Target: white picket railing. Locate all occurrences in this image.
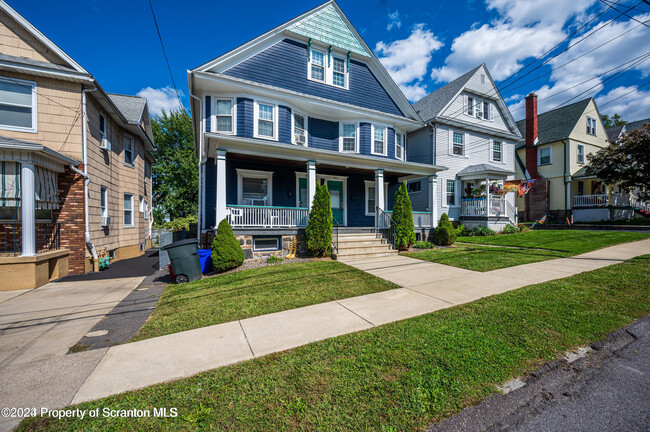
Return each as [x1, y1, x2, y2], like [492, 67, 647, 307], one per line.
[490, 195, 505, 217]
[461, 196, 517, 223]
[227, 206, 309, 228]
[573, 194, 609, 207]
[461, 198, 487, 216]
[385, 211, 433, 228]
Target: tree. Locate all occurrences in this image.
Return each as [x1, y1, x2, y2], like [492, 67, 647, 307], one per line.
[432, 213, 456, 246]
[211, 219, 244, 272]
[151, 108, 198, 224]
[305, 184, 332, 257]
[390, 182, 416, 249]
[587, 123, 650, 200]
[600, 113, 627, 128]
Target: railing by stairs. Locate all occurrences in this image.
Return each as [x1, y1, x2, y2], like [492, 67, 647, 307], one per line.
[374, 207, 396, 249]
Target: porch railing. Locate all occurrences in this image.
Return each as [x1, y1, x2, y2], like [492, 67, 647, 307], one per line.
[461, 197, 517, 223]
[1, 222, 61, 255]
[631, 195, 650, 212]
[573, 194, 609, 207]
[226, 205, 309, 228]
[461, 198, 487, 217]
[385, 210, 433, 228]
[611, 193, 630, 207]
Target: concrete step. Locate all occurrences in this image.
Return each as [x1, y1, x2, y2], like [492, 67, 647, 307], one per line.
[333, 250, 398, 259]
[337, 240, 388, 247]
[336, 244, 395, 254]
[337, 235, 381, 242]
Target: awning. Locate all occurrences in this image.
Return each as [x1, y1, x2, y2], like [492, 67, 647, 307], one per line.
[0, 161, 20, 207]
[0, 162, 60, 209]
[35, 165, 59, 209]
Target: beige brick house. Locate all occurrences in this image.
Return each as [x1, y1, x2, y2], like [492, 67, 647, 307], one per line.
[0, 1, 154, 289]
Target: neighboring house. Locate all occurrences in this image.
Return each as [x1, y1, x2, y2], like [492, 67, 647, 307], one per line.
[515, 95, 633, 222]
[0, 1, 154, 289]
[188, 0, 447, 259]
[411, 64, 521, 231]
[605, 117, 649, 142]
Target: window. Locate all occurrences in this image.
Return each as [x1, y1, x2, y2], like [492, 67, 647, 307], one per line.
[123, 134, 134, 166]
[255, 102, 276, 139]
[492, 141, 502, 162]
[481, 74, 486, 84]
[0, 77, 37, 132]
[293, 112, 307, 146]
[145, 160, 151, 179]
[475, 100, 483, 119]
[99, 113, 107, 140]
[467, 97, 474, 116]
[123, 193, 134, 227]
[446, 179, 455, 206]
[144, 201, 149, 220]
[310, 50, 325, 82]
[237, 169, 273, 206]
[253, 236, 280, 252]
[215, 98, 233, 133]
[340, 123, 357, 152]
[332, 57, 346, 87]
[586, 117, 597, 135]
[538, 146, 552, 165]
[408, 181, 421, 193]
[452, 131, 464, 155]
[395, 132, 405, 160]
[100, 187, 108, 219]
[483, 101, 490, 120]
[372, 125, 387, 155]
[577, 143, 585, 164]
[139, 196, 144, 213]
[577, 181, 584, 196]
[366, 183, 376, 215]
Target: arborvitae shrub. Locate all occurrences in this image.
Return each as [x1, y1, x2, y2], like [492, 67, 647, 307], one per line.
[390, 182, 416, 249]
[305, 184, 333, 257]
[432, 213, 456, 245]
[211, 219, 244, 272]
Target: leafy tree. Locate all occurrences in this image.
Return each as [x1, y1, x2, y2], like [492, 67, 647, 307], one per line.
[432, 213, 456, 246]
[390, 182, 416, 249]
[211, 219, 244, 272]
[587, 123, 650, 200]
[151, 108, 198, 224]
[305, 184, 332, 257]
[600, 113, 627, 128]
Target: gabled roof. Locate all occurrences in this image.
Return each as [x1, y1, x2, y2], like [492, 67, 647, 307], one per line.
[516, 98, 592, 148]
[605, 117, 650, 142]
[457, 163, 515, 178]
[412, 65, 481, 121]
[107, 93, 147, 124]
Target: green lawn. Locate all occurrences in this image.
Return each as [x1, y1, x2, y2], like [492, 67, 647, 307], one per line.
[20, 256, 650, 432]
[133, 261, 398, 341]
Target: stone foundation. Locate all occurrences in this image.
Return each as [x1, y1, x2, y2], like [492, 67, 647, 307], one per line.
[236, 234, 307, 260]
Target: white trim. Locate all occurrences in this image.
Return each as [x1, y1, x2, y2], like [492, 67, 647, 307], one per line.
[123, 193, 134, 228]
[339, 122, 359, 153]
[491, 139, 503, 163]
[291, 110, 308, 146]
[370, 124, 388, 156]
[364, 179, 388, 216]
[394, 130, 405, 161]
[0, 76, 38, 133]
[538, 145, 552, 166]
[236, 168, 274, 206]
[100, 186, 108, 219]
[577, 143, 585, 164]
[253, 100, 279, 140]
[442, 178, 460, 208]
[253, 236, 280, 251]
[586, 116, 597, 136]
[139, 195, 145, 213]
[307, 48, 327, 83]
[123, 133, 134, 166]
[212, 96, 237, 135]
[296, 171, 348, 225]
[451, 130, 464, 157]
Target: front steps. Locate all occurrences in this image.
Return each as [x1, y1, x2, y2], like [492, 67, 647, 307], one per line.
[332, 232, 398, 259]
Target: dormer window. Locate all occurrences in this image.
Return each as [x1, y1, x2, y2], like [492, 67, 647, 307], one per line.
[466, 96, 491, 120]
[467, 97, 474, 116]
[310, 51, 325, 82]
[308, 46, 349, 89]
[332, 57, 346, 87]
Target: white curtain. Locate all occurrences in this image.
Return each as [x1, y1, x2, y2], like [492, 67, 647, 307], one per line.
[0, 161, 20, 207]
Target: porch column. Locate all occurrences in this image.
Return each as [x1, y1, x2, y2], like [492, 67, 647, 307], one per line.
[429, 175, 438, 228]
[375, 169, 384, 227]
[21, 162, 36, 257]
[215, 149, 227, 225]
[485, 176, 490, 216]
[307, 161, 316, 211]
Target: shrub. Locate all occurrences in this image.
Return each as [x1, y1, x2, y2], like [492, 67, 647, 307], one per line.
[455, 224, 470, 237]
[518, 224, 530, 232]
[211, 219, 244, 272]
[471, 226, 497, 237]
[502, 224, 518, 234]
[414, 240, 435, 249]
[266, 256, 283, 263]
[433, 213, 456, 245]
[157, 215, 198, 231]
[390, 182, 416, 249]
[305, 184, 333, 257]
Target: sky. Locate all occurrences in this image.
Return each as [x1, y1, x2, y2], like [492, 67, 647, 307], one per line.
[13, 0, 650, 122]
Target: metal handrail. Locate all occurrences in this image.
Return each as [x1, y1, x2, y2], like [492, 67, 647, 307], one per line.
[374, 206, 397, 249]
[332, 218, 339, 254]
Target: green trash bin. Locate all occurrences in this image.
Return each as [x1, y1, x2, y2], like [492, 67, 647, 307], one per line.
[162, 239, 202, 284]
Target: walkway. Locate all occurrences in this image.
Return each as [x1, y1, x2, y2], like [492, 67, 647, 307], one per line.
[1, 240, 649, 431]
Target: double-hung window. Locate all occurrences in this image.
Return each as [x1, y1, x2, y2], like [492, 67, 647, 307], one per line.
[215, 98, 233, 133]
[586, 117, 597, 135]
[372, 125, 387, 155]
[395, 132, 405, 160]
[139, 196, 144, 213]
[310, 51, 325, 82]
[467, 97, 474, 116]
[492, 141, 502, 162]
[123, 193, 134, 227]
[577, 143, 585, 164]
[538, 146, 552, 165]
[255, 102, 276, 139]
[100, 187, 108, 220]
[293, 112, 307, 146]
[332, 57, 346, 87]
[483, 101, 490, 120]
[0, 77, 37, 132]
[452, 131, 464, 155]
[123, 134, 134, 166]
[446, 180, 456, 206]
[238, 169, 273, 206]
[341, 123, 357, 152]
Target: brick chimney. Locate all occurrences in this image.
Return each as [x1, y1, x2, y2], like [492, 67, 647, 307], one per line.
[525, 93, 538, 179]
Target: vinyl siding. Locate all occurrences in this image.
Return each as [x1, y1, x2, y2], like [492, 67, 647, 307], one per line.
[236, 97, 253, 137]
[308, 117, 338, 151]
[406, 126, 432, 165]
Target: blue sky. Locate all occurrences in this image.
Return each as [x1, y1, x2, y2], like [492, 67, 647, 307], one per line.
[14, 0, 650, 121]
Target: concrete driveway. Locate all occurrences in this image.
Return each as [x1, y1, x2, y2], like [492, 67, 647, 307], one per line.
[0, 250, 159, 369]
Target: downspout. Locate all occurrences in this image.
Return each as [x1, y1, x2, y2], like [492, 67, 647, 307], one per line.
[189, 91, 205, 244]
[81, 88, 98, 269]
[562, 139, 569, 218]
[427, 122, 436, 166]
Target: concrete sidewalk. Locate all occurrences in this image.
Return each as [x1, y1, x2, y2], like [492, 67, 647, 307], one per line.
[1, 239, 649, 431]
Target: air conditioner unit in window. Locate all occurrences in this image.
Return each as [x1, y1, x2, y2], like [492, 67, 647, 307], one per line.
[295, 133, 306, 146]
[100, 138, 109, 150]
[101, 216, 110, 227]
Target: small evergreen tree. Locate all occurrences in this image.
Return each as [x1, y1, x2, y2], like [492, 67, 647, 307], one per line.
[432, 213, 456, 245]
[305, 184, 333, 257]
[390, 182, 416, 249]
[211, 219, 244, 272]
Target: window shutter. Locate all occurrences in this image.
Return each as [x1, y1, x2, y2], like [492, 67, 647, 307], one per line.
[448, 129, 453, 155]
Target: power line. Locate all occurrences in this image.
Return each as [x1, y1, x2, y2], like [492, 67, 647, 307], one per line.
[599, 0, 650, 27]
[147, 0, 183, 111]
[598, 79, 650, 107]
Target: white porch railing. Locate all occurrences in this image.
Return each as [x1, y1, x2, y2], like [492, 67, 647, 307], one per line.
[461, 198, 487, 217]
[611, 193, 630, 207]
[573, 194, 609, 207]
[461, 196, 517, 223]
[385, 211, 433, 228]
[227, 206, 308, 228]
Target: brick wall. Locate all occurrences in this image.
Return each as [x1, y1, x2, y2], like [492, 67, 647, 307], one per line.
[524, 177, 550, 222]
[55, 165, 86, 274]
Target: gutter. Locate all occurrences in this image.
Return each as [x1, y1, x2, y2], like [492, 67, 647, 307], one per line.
[81, 88, 99, 270]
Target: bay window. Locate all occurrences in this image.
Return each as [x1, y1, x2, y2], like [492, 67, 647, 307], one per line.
[395, 132, 405, 160]
[254, 102, 277, 139]
[340, 123, 357, 152]
[372, 125, 387, 156]
[293, 111, 307, 146]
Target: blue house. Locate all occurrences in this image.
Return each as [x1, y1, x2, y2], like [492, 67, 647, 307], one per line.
[188, 1, 446, 259]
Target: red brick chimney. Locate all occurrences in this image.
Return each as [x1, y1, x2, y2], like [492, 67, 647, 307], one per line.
[525, 93, 538, 179]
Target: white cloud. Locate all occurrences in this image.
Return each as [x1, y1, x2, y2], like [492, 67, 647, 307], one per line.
[136, 86, 183, 116]
[595, 85, 650, 120]
[387, 10, 401, 31]
[375, 24, 443, 101]
[486, 0, 597, 27]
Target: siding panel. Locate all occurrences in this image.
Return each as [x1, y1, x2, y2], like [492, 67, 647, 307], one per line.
[236, 97, 253, 138]
[308, 117, 338, 151]
[278, 105, 292, 144]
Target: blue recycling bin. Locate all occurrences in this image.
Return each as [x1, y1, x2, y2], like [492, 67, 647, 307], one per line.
[198, 249, 212, 274]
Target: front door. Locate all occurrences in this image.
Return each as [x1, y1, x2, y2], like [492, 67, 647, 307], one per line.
[298, 178, 308, 208]
[327, 180, 344, 226]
